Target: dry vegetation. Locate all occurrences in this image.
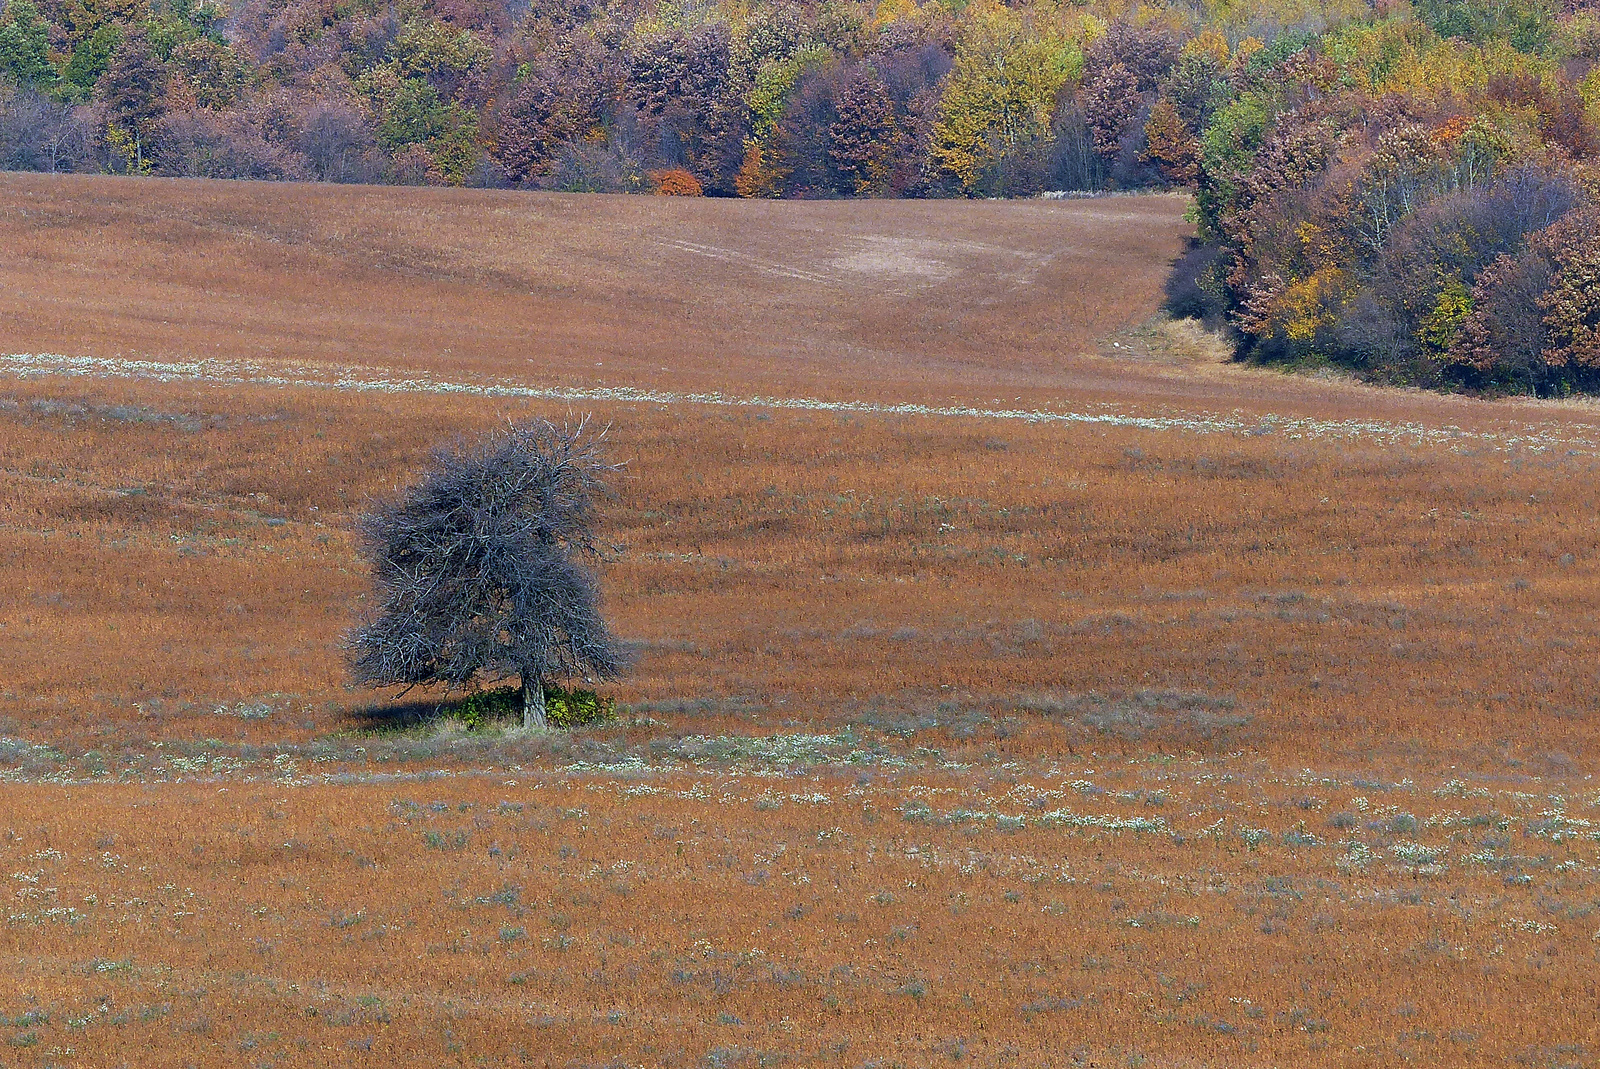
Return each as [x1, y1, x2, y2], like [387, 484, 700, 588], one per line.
[0, 173, 1192, 405]
[1, 174, 1598, 1067]
[2, 770, 1597, 1068]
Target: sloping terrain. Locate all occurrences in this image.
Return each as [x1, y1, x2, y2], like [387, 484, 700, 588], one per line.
[1, 175, 1191, 403]
[0, 176, 1596, 1067]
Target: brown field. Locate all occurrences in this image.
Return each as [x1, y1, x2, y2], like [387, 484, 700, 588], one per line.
[1, 173, 1598, 1067]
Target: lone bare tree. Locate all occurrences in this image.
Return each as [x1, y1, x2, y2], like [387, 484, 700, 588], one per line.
[347, 418, 627, 729]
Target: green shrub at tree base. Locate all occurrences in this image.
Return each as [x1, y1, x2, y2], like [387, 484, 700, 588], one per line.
[543, 684, 618, 729]
[443, 684, 616, 732]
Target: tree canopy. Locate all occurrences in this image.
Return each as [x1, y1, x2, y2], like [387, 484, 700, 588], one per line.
[346, 419, 627, 730]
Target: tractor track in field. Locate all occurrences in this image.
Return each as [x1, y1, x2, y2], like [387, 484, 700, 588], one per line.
[4, 351, 1600, 457]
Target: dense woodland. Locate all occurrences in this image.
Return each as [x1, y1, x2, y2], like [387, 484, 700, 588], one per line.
[2, 0, 1599, 390]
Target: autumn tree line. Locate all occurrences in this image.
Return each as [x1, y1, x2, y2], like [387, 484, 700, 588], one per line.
[2, 0, 1599, 391]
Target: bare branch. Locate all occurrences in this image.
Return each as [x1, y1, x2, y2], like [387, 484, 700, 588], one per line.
[345, 418, 629, 700]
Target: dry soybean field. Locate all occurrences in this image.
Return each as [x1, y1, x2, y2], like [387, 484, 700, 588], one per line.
[0, 173, 1598, 1068]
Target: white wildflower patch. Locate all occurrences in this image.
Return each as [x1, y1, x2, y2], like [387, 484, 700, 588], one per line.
[218, 701, 275, 721]
[1463, 849, 1521, 868]
[1123, 913, 1200, 929]
[1293, 770, 1342, 789]
[9, 905, 82, 924]
[1389, 841, 1442, 866]
[7, 351, 1600, 455]
[1434, 779, 1491, 800]
[6, 866, 80, 925]
[662, 733, 858, 768]
[1034, 809, 1170, 835]
[1237, 826, 1273, 848]
[1336, 841, 1376, 873]
[1528, 810, 1593, 843]
[563, 755, 650, 774]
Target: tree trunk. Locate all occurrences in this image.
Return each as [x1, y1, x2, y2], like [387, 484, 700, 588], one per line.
[523, 677, 548, 731]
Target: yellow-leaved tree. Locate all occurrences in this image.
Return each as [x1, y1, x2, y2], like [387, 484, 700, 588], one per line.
[736, 46, 828, 197]
[930, 1, 1082, 194]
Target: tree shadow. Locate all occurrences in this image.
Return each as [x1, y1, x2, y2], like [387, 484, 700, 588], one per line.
[344, 687, 528, 734]
[344, 695, 450, 734]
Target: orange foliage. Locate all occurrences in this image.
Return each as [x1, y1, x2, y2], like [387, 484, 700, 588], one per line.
[1143, 98, 1200, 183]
[650, 167, 704, 196]
[735, 140, 785, 198]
